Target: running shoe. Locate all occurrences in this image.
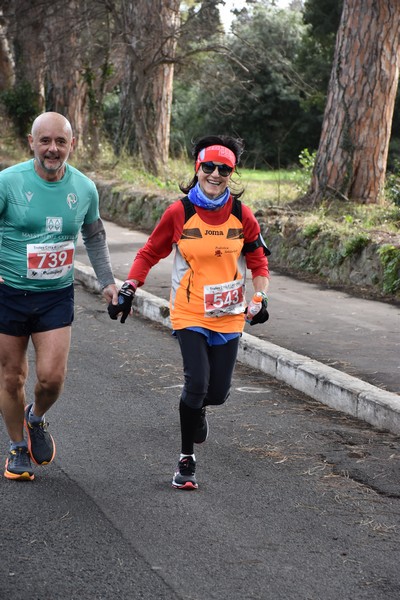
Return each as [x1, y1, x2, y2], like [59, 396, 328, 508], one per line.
[194, 407, 209, 444]
[172, 456, 198, 490]
[24, 404, 56, 465]
[4, 447, 34, 481]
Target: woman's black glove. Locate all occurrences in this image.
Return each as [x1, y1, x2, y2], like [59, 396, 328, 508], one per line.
[249, 294, 269, 326]
[108, 281, 137, 323]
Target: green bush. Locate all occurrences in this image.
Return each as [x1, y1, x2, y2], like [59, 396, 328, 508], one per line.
[302, 221, 321, 238]
[0, 82, 40, 137]
[378, 244, 400, 294]
[296, 148, 317, 195]
[341, 234, 370, 258]
[385, 159, 400, 207]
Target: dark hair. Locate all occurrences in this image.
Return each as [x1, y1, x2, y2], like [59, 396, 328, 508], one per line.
[179, 135, 245, 197]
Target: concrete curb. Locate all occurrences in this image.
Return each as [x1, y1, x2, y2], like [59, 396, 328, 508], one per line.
[75, 262, 400, 435]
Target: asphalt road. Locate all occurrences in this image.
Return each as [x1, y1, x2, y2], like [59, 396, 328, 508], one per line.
[1, 284, 400, 600]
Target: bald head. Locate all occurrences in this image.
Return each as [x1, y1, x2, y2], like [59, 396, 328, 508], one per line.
[28, 112, 75, 182]
[31, 112, 73, 139]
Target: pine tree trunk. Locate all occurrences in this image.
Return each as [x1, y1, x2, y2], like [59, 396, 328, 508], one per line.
[43, 1, 87, 151]
[1, 0, 46, 109]
[0, 11, 15, 90]
[310, 0, 400, 204]
[115, 0, 180, 176]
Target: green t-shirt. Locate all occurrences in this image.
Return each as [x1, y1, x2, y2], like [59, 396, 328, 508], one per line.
[0, 159, 100, 291]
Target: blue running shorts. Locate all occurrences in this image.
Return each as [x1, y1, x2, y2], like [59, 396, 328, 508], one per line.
[0, 283, 74, 336]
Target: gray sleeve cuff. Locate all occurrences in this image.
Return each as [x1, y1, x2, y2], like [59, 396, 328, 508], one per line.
[81, 219, 115, 288]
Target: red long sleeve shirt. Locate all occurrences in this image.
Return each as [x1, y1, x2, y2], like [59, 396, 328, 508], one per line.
[127, 196, 269, 285]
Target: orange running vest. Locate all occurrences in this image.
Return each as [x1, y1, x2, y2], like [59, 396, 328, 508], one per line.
[170, 199, 247, 333]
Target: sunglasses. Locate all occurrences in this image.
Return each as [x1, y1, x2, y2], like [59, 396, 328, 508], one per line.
[200, 162, 233, 177]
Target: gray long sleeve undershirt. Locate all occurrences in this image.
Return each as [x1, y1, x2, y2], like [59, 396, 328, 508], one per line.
[80, 218, 115, 289]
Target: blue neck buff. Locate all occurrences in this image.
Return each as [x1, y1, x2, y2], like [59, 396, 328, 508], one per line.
[187, 182, 230, 210]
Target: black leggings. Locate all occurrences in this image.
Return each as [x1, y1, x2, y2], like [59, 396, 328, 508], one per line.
[176, 329, 240, 410]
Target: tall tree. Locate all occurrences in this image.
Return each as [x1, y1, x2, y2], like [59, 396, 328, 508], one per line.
[43, 1, 88, 151]
[106, 0, 180, 175]
[0, 0, 116, 152]
[297, 0, 342, 113]
[0, 1, 47, 138]
[173, 2, 312, 168]
[310, 0, 400, 204]
[0, 0, 46, 113]
[0, 7, 14, 90]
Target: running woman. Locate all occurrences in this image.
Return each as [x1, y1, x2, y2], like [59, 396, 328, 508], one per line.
[108, 135, 270, 489]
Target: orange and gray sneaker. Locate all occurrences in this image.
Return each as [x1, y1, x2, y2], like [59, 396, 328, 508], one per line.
[172, 456, 198, 490]
[24, 404, 56, 465]
[4, 446, 34, 481]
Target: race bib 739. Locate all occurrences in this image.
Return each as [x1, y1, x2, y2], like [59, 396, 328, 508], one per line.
[26, 241, 75, 279]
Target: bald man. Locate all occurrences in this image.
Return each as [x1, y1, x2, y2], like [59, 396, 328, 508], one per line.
[0, 112, 118, 480]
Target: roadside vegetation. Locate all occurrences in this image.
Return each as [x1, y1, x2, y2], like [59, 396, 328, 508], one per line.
[1, 125, 398, 244]
[1, 2, 399, 300]
[81, 142, 400, 300]
[88, 141, 400, 236]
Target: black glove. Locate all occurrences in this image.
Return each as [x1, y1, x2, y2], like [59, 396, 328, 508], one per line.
[108, 281, 137, 323]
[249, 294, 269, 326]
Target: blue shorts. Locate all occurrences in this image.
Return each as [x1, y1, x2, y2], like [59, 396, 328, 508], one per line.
[0, 284, 74, 336]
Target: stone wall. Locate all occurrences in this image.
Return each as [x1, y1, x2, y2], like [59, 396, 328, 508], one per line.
[95, 179, 400, 303]
[257, 210, 391, 296]
[94, 178, 173, 231]
[0, 160, 397, 303]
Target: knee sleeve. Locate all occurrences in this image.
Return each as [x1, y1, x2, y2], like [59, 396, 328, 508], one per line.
[204, 391, 230, 407]
[180, 390, 205, 410]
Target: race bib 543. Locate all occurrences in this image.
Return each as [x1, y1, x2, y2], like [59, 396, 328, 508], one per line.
[204, 278, 245, 317]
